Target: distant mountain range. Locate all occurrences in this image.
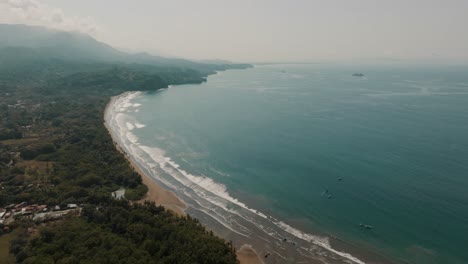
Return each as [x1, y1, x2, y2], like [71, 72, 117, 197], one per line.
[0, 24, 251, 72]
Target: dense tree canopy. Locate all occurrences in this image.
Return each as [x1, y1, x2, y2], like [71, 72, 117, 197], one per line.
[0, 50, 247, 263]
[17, 202, 238, 264]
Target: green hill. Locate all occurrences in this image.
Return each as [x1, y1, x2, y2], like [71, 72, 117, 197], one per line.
[0, 24, 251, 72]
[0, 23, 247, 264]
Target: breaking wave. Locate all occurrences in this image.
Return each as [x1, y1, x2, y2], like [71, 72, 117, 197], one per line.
[105, 91, 367, 264]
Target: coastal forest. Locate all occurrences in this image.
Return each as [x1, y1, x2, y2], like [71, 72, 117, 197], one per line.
[0, 24, 249, 263]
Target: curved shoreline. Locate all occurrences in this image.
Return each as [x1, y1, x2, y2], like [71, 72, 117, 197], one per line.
[103, 85, 396, 264]
[104, 92, 187, 215]
[104, 92, 374, 264]
[104, 92, 263, 264]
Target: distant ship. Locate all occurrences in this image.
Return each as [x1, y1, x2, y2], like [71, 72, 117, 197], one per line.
[359, 223, 373, 229]
[352, 73, 365, 77]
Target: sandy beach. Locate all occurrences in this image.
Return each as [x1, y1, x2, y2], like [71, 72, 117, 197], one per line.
[137, 155, 264, 264]
[236, 245, 264, 264]
[104, 94, 262, 264]
[104, 94, 187, 215]
[135, 163, 187, 216]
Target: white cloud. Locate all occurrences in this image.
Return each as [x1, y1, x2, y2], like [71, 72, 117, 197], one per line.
[0, 0, 98, 34]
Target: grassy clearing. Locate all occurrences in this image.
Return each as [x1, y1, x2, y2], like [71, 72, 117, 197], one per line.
[16, 160, 53, 172]
[0, 230, 18, 264]
[0, 138, 39, 146]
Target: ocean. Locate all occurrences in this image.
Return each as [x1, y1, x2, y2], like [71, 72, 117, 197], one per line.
[106, 63, 468, 264]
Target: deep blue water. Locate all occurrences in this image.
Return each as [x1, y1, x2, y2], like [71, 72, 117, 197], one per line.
[111, 64, 468, 263]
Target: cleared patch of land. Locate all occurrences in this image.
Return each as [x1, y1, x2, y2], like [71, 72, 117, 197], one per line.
[0, 138, 39, 146]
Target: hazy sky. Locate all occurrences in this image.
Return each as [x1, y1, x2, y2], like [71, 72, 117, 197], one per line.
[1, 0, 468, 62]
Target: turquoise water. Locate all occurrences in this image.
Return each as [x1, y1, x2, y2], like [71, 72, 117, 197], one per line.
[109, 64, 468, 263]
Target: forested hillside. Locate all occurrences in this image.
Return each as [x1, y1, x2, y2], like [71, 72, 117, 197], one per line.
[0, 24, 251, 73]
[0, 24, 249, 263]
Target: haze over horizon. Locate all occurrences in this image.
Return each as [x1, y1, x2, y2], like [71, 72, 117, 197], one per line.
[1, 0, 468, 63]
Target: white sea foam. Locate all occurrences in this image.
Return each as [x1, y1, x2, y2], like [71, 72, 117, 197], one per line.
[126, 132, 139, 144]
[129, 147, 252, 238]
[366, 92, 468, 97]
[115, 92, 142, 110]
[136, 145, 366, 263]
[126, 122, 135, 130]
[135, 122, 146, 128]
[130, 140, 366, 263]
[136, 146, 279, 229]
[275, 221, 366, 264]
[110, 92, 267, 232]
[165, 156, 269, 219]
[106, 91, 367, 264]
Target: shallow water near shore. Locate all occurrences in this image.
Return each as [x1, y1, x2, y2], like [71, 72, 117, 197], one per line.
[106, 64, 468, 264]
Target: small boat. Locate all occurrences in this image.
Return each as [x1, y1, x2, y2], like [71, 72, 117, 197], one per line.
[359, 223, 373, 229]
[352, 73, 365, 77]
[337, 178, 343, 181]
[321, 189, 329, 196]
[327, 195, 333, 199]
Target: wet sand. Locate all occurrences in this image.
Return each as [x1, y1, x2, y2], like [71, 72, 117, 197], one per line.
[237, 245, 264, 264]
[104, 94, 187, 216]
[134, 157, 187, 216]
